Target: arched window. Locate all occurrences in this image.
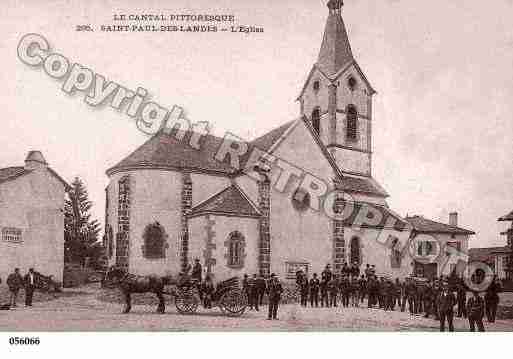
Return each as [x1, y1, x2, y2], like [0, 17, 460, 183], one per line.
[346, 105, 358, 141]
[226, 231, 246, 268]
[350, 236, 361, 266]
[142, 222, 167, 259]
[390, 236, 402, 268]
[311, 108, 320, 136]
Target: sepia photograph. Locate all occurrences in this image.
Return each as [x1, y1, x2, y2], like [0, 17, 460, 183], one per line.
[1, 0, 512, 349]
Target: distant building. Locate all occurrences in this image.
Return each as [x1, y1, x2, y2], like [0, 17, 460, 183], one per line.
[406, 213, 475, 279]
[469, 246, 511, 280]
[0, 151, 68, 282]
[497, 209, 513, 280]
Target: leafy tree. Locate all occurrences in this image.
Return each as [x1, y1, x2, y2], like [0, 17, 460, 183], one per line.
[64, 177, 102, 266]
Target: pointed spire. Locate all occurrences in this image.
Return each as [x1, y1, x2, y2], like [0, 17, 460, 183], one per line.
[317, 0, 354, 77]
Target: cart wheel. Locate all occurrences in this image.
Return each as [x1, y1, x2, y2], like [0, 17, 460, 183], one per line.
[219, 289, 248, 317]
[175, 289, 199, 314]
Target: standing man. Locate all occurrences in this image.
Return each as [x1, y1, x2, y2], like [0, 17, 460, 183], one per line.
[484, 276, 501, 323]
[364, 264, 371, 278]
[437, 282, 457, 332]
[321, 264, 333, 283]
[350, 262, 360, 279]
[377, 277, 386, 309]
[267, 273, 283, 320]
[299, 274, 309, 307]
[256, 274, 267, 307]
[358, 275, 367, 304]
[24, 268, 36, 307]
[328, 275, 338, 307]
[405, 278, 417, 315]
[456, 280, 467, 318]
[7, 268, 23, 307]
[191, 258, 202, 283]
[250, 274, 260, 311]
[320, 275, 329, 307]
[467, 290, 485, 332]
[309, 273, 320, 307]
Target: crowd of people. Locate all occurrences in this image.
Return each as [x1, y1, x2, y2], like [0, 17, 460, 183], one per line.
[0, 267, 38, 309]
[3, 259, 504, 331]
[295, 262, 503, 332]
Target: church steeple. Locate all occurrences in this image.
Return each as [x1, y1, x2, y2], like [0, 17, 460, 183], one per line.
[298, 1, 375, 178]
[317, 0, 354, 77]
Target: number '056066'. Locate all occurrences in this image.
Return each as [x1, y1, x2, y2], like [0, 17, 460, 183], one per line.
[9, 337, 40, 345]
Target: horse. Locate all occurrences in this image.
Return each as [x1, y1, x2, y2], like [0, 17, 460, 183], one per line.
[103, 267, 176, 314]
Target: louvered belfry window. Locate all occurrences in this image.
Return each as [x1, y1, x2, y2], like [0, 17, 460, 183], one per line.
[346, 105, 358, 141]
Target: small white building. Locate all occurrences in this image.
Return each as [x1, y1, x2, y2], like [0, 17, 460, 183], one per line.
[0, 151, 68, 282]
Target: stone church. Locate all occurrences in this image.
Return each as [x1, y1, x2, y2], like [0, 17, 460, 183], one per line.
[103, 1, 474, 281]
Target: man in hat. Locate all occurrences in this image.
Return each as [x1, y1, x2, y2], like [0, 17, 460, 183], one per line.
[309, 273, 320, 307]
[321, 264, 333, 283]
[24, 268, 36, 307]
[256, 274, 267, 307]
[191, 258, 202, 282]
[467, 290, 485, 332]
[299, 272, 309, 307]
[437, 281, 457, 332]
[484, 276, 501, 323]
[250, 274, 260, 311]
[7, 268, 24, 307]
[267, 273, 283, 320]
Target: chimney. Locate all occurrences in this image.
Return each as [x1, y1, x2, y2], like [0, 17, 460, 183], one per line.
[449, 212, 458, 227]
[25, 151, 48, 170]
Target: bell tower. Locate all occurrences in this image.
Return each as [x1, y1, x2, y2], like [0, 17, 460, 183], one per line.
[298, 0, 376, 177]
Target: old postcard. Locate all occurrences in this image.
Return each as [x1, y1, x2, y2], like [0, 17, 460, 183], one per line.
[1, 0, 512, 343]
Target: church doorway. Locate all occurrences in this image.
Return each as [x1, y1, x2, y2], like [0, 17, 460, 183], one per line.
[350, 236, 361, 266]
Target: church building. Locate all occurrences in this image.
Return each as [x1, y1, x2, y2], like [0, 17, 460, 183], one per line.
[103, 1, 474, 281]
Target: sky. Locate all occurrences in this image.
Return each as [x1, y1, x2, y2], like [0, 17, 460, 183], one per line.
[1, 0, 512, 248]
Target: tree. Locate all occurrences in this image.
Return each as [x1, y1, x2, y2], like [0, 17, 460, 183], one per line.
[64, 177, 102, 266]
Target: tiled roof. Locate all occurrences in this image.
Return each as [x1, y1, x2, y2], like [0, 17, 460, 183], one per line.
[0, 166, 31, 184]
[406, 215, 475, 235]
[499, 210, 513, 221]
[341, 201, 409, 231]
[469, 246, 511, 263]
[250, 120, 296, 153]
[107, 131, 239, 176]
[339, 176, 388, 197]
[189, 185, 260, 218]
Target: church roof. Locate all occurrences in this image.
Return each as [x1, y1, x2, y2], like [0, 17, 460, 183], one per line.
[107, 131, 240, 176]
[107, 119, 388, 197]
[339, 175, 388, 197]
[405, 215, 475, 235]
[342, 201, 409, 231]
[189, 184, 261, 218]
[499, 210, 513, 221]
[250, 120, 296, 153]
[317, 7, 354, 77]
[0, 166, 30, 184]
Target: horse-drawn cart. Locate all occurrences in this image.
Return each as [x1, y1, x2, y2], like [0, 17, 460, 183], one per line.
[175, 277, 248, 317]
[104, 268, 248, 316]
